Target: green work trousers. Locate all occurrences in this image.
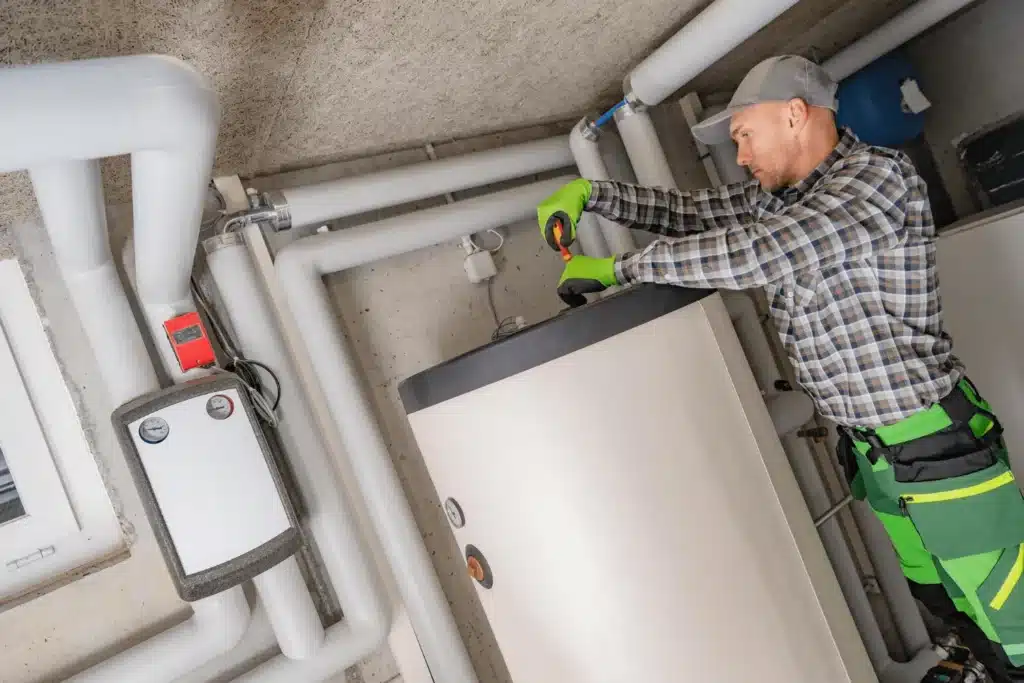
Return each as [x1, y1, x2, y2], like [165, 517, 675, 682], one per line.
[850, 380, 1024, 676]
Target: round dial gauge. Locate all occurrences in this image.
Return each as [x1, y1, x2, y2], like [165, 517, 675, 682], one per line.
[206, 394, 234, 420]
[139, 416, 169, 444]
[444, 497, 466, 529]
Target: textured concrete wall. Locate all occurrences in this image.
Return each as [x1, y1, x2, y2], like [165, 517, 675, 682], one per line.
[906, 0, 1024, 219]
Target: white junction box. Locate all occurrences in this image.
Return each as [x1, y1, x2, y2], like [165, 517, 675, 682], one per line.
[112, 374, 299, 601]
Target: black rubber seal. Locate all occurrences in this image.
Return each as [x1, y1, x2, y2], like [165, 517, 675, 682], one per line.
[399, 284, 714, 413]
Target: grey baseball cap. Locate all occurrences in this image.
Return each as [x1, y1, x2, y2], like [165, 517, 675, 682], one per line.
[691, 55, 838, 146]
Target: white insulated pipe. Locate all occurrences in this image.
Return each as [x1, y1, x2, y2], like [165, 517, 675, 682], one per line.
[251, 561, 325, 660]
[10, 56, 257, 681]
[766, 391, 815, 437]
[281, 136, 574, 228]
[824, 0, 977, 81]
[613, 106, 677, 189]
[274, 177, 573, 683]
[278, 177, 573, 274]
[0, 56, 217, 172]
[28, 160, 157, 406]
[569, 120, 635, 254]
[782, 434, 892, 673]
[626, 0, 801, 106]
[205, 236, 392, 680]
[2, 55, 217, 384]
[851, 501, 933, 656]
[721, 293, 781, 392]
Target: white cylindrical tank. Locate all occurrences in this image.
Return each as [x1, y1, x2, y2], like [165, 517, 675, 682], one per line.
[399, 286, 875, 683]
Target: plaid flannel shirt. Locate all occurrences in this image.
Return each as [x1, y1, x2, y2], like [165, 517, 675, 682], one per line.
[588, 129, 963, 428]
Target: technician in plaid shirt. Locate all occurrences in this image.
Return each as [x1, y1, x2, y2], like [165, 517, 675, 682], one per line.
[538, 56, 1024, 681]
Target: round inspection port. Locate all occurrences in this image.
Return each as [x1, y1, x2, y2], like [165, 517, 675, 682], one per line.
[465, 544, 493, 589]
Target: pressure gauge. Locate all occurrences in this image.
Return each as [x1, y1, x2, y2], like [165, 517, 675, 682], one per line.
[444, 497, 466, 529]
[206, 394, 234, 420]
[138, 416, 170, 444]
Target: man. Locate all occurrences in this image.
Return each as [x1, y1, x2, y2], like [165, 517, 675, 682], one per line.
[536, 55, 1024, 681]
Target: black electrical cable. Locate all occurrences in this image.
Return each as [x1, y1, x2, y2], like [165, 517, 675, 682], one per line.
[190, 276, 282, 422]
[491, 316, 521, 341]
[231, 357, 282, 412]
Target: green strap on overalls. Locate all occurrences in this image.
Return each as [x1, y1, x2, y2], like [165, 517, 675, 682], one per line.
[849, 380, 1024, 664]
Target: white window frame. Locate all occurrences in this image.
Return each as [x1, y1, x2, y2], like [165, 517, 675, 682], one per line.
[0, 259, 124, 604]
[0, 319, 79, 553]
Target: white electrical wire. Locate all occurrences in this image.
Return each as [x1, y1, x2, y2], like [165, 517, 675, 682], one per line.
[468, 229, 504, 254]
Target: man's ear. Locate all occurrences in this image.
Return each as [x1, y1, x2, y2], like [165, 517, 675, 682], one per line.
[787, 98, 810, 130]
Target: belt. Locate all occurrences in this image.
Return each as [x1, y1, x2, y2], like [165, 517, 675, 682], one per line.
[840, 378, 1004, 483]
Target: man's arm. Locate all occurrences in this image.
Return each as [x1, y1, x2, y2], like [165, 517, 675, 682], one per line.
[614, 155, 910, 289]
[586, 179, 760, 237]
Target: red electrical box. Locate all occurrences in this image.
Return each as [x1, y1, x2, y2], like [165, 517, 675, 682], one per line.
[163, 312, 216, 372]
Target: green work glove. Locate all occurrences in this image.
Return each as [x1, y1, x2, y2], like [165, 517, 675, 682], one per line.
[557, 255, 618, 307]
[537, 179, 593, 251]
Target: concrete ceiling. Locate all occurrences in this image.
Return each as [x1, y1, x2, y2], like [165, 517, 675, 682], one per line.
[0, 0, 927, 216]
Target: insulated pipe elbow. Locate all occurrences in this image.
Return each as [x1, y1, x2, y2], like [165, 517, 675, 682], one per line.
[0, 56, 218, 171]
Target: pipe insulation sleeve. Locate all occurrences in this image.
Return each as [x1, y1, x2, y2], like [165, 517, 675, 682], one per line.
[274, 179, 579, 683]
[613, 106, 676, 189]
[206, 239, 393, 681]
[851, 501, 932, 656]
[824, 0, 978, 81]
[15, 55, 252, 683]
[627, 0, 800, 106]
[280, 136, 573, 228]
[782, 435, 891, 673]
[251, 559, 326, 660]
[29, 160, 159, 407]
[569, 120, 634, 254]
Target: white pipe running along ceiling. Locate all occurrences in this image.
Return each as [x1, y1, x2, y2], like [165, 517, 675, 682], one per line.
[823, 0, 978, 81]
[1, 55, 254, 681]
[626, 0, 801, 107]
[280, 136, 573, 229]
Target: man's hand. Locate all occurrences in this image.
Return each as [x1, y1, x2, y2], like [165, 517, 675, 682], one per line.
[557, 255, 618, 307]
[537, 179, 592, 251]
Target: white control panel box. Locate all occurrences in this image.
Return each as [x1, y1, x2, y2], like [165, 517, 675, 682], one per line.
[113, 374, 299, 601]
